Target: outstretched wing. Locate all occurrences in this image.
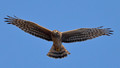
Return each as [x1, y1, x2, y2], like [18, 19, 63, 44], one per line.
[4, 16, 52, 41]
[62, 26, 113, 43]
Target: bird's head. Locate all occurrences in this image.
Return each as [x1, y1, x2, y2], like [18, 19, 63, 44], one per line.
[52, 30, 61, 37]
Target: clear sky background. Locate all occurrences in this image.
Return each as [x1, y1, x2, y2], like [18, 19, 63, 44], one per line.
[0, 0, 120, 68]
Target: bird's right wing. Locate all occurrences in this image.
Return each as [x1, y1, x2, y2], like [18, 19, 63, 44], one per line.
[4, 16, 52, 41]
[62, 26, 113, 43]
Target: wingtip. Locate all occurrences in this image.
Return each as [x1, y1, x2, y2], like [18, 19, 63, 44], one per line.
[97, 26, 104, 29]
[7, 23, 12, 24]
[104, 28, 114, 36]
[4, 15, 15, 24]
[6, 15, 11, 18]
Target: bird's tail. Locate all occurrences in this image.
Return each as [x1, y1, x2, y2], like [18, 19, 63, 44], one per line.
[47, 45, 70, 59]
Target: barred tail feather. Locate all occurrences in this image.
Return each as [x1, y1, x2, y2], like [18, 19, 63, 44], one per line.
[47, 45, 70, 59]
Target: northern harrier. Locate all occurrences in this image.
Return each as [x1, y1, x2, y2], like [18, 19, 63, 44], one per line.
[4, 16, 113, 59]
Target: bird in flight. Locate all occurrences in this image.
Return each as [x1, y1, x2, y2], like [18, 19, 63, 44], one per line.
[4, 16, 113, 59]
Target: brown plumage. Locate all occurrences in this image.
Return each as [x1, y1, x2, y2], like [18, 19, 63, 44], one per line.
[4, 16, 113, 59]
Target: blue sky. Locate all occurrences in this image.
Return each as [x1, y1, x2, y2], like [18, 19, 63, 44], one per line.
[0, 0, 120, 68]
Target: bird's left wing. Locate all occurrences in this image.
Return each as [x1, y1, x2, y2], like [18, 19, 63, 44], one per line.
[4, 16, 52, 41]
[62, 26, 113, 43]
